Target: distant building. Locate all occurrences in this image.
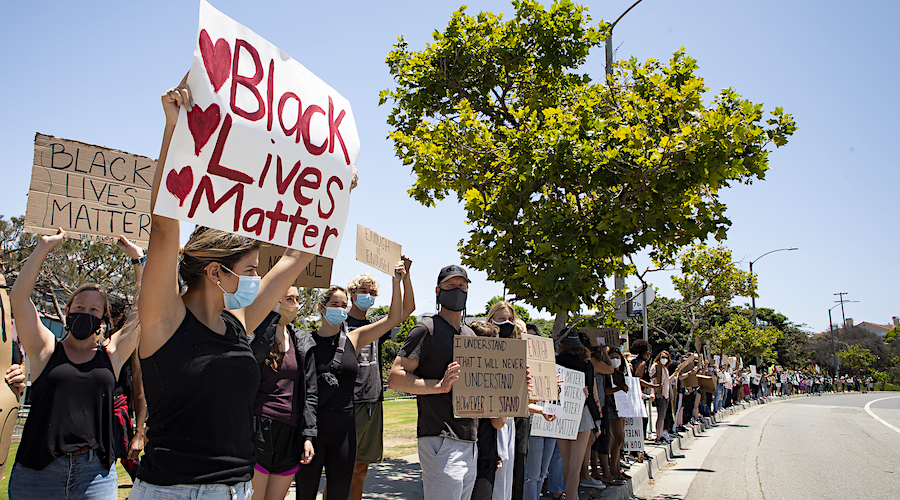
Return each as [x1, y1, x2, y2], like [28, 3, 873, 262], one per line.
[818, 316, 899, 338]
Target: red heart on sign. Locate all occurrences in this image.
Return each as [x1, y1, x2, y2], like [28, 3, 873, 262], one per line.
[166, 167, 194, 207]
[199, 29, 231, 92]
[187, 103, 220, 156]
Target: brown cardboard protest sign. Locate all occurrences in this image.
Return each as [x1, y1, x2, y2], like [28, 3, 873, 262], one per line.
[580, 327, 620, 348]
[257, 244, 333, 289]
[525, 334, 556, 402]
[0, 289, 20, 479]
[453, 336, 528, 418]
[25, 133, 157, 247]
[697, 374, 717, 393]
[355, 225, 402, 276]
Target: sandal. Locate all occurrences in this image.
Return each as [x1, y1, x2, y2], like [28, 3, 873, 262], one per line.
[602, 478, 626, 486]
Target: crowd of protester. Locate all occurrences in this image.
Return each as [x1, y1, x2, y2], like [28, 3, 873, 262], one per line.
[0, 81, 876, 500]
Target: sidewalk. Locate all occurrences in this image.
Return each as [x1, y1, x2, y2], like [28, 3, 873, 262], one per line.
[287, 394, 817, 500]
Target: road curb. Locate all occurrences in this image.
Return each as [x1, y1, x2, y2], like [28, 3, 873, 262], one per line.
[588, 393, 816, 500]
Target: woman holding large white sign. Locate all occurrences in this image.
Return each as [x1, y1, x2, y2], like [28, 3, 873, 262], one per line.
[130, 85, 317, 500]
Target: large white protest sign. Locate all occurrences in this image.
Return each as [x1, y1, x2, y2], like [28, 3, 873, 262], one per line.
[530, 365, 585, 440]
[613, 376, 647, 418]
[153, 1, 359, 258]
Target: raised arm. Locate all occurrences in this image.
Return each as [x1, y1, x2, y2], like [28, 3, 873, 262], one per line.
[237, 249, 314, 333]
[108, 236, 143, 370]
[139, 83, 192, 356]
[349, 261, 406, 352]
[400, 256, 415, 317]
[9, 231, 64, 379]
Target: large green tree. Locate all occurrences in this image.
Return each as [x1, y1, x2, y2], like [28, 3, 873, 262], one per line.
[707, 315, 782, 361]
[381, 0, 795, 321]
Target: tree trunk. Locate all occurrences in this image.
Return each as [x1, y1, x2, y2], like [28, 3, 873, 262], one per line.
[551, 311, 569, 344]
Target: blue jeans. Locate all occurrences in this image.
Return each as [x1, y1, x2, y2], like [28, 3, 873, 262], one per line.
[714, 383, 725, 411]
[9, 452, 116, 500]
[128, 478, 253, 499]
[523, 436, 556, 500]
[547, 440, 564, 494]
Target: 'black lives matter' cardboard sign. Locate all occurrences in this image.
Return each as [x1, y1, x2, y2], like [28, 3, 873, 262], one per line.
[453, 336, 528, 418]
[25, 133, 157, 247]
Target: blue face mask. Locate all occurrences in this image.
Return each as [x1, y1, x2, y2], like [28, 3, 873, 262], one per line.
[354, 293, 376, 311]
[324, 307, 348, 326]
[218, 265, 261, 310]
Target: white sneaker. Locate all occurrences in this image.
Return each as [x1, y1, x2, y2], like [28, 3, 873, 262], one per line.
[579, 478, 607, 489]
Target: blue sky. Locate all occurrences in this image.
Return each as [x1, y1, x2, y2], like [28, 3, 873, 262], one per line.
[2, 0, 897, 333]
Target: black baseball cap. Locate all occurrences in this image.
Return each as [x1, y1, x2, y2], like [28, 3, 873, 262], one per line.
[437, 265, 471, 285]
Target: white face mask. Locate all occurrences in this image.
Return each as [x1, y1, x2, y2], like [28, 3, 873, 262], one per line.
[611, 358, 621, 369]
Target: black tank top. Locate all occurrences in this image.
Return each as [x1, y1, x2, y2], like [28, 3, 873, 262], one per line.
[16, 341, 115, 470]
[138, 309, 260, 486]
[311, 327, 358, 412]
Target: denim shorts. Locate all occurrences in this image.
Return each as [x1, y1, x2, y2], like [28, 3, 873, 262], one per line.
[128, 478, 253, 500]
[8, 451, 116, 500]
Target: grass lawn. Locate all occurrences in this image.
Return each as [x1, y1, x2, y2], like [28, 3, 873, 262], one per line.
[0, 398, 418, 499]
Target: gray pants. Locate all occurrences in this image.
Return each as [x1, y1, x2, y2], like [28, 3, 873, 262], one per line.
[418, 436, 477, 500]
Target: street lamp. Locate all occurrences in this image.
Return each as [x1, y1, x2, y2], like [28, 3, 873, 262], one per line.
[749, 247, 798, 327]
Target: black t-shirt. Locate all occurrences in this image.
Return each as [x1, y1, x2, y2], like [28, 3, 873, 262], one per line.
[138, 309, 259, 486]
[349, 315, 390, 404]
[397, 315, 477, 442]
[16, 342, 115, 470]
[311, 327, 358, 412]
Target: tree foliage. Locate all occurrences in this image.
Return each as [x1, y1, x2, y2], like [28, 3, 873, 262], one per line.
[381, 0, 795, 316]
[837, 344, 878, 377]
[670, 243, 755, 348]
[707, 315, 782, 361]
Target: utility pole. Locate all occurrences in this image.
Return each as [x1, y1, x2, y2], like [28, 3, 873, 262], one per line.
[834, 292, 849, 329]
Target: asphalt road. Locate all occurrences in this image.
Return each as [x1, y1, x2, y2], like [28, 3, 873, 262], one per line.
[635, 392, 900, 500]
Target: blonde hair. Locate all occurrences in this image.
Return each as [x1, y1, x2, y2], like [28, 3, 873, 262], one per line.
[486, 300, 523, 339]
[347, 274, 379, 296]
[66, 284, 111, 319]
[179, 226, 261, 289]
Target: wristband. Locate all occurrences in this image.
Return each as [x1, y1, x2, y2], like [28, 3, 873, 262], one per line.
[131, 256, 146, 265]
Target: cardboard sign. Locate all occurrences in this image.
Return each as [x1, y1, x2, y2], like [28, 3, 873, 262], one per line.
[697, 374, 717, 393]
[355, 225, 401, 276]
[580, 327, 620, 348]
[623, 417, 645, 452]
[524, 334, 556, 402]
[153, 1, 359, 258]
[452, 336, 528, 418]
[257, 244, 332, 288]
[750, 365, 757, 377]
[530, 365, 586, 440]
[25, 133, 157, 247]
[0, 289, 20, 479]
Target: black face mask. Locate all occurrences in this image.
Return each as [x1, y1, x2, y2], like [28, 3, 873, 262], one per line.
[437, 287, 467, 312]
[494, 322, 515, 339]
[66, 312, 104, 340]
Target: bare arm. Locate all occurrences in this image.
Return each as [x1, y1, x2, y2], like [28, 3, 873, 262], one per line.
[108, 236, 144, 370]
[400, 256, 415, 318]
[589, 357, 614, 375]
[235, 249, 314, 333]
[491, 417, 506, 430]
[10, 232, 64, 379]
[349, 262, 405, 352]
[388, 356, 459, 395]
[127, 352, 147, 460]
[139, 84, 191, 357]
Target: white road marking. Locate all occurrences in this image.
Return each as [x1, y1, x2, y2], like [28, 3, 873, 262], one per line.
[864, 396, 900, 435]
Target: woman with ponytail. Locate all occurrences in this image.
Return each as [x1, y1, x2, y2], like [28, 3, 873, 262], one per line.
[130, 83, 317, 500]
[8, 231, 143, 500]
